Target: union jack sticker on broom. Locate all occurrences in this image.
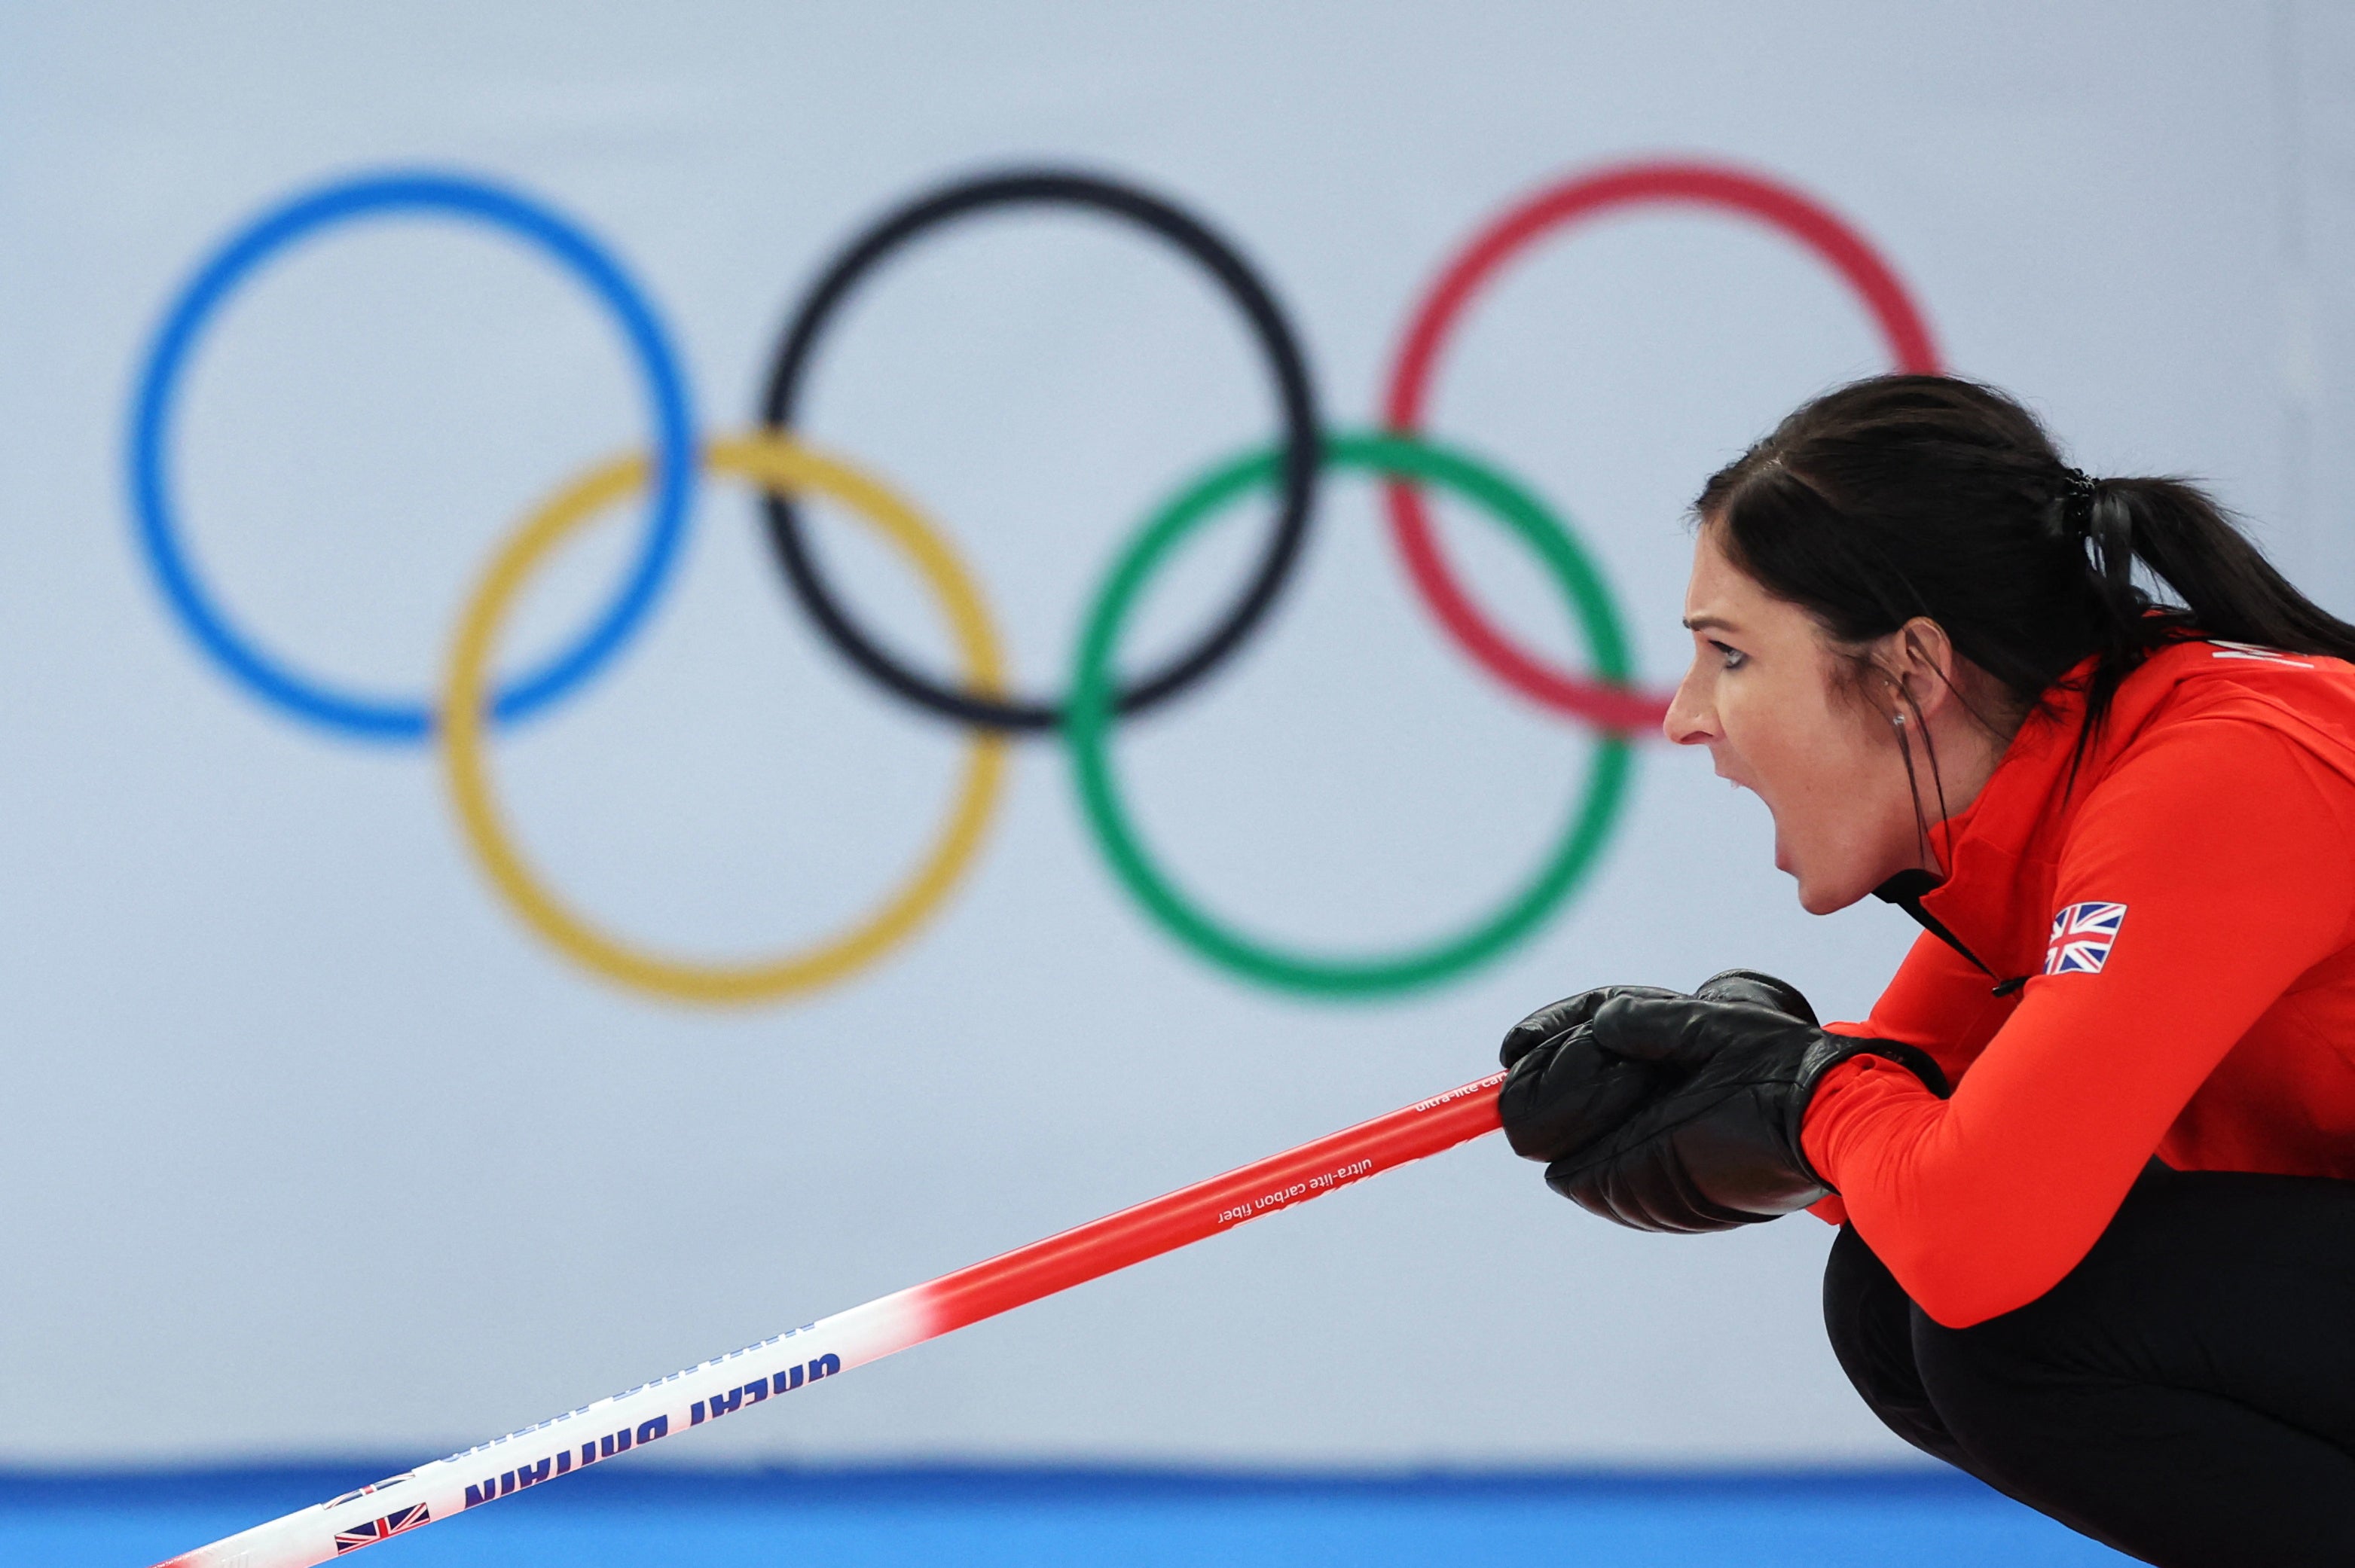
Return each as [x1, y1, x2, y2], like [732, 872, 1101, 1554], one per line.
[332, 1502, 429, 1554]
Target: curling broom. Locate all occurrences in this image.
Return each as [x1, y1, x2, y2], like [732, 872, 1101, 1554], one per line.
[154, 1071, 1507, 1566]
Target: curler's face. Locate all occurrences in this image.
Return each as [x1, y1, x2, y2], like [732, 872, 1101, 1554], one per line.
[1663, 525, 1925, 914]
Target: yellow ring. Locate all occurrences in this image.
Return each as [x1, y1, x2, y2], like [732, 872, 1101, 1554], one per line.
[438, 432, 1010, 1005]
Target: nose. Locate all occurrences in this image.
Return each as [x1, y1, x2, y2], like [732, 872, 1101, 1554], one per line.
[1663, 657, 1716, 747]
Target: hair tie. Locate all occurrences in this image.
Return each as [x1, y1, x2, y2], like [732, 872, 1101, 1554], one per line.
[2059, 466, 2143, 610]
[2053, 465, 2101, 538]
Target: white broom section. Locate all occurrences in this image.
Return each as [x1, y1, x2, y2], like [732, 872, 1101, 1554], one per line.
[154, 1072, 1507, 1567]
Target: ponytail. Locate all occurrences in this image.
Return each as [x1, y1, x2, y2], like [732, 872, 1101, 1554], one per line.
[1700, 377, 2355, 747]
[2086, 474, 2355, 658]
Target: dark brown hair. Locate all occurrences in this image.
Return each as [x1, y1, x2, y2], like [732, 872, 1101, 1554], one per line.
[1697, 375, 2355, 745]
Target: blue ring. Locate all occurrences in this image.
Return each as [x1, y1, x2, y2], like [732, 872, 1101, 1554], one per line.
[127, 170, 698, 741]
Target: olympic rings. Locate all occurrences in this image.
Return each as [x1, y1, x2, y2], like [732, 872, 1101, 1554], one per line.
[1067, 431, 1636, 996]
[440, 433, 1009, 1005]
[758, 169, 1321, 735]
[135, 157, 1942, 1005]
[1380, 159, 1942, 732]
[128, 169, 696, 741]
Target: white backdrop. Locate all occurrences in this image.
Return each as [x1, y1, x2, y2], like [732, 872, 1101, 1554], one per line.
[1, 0, 2347, 1466]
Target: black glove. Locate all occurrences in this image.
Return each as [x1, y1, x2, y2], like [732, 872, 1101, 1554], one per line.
[1498, 984, 1686, 1161]
[1550, 981, 1948, 1232]
[1500, 972, 1947, 1234]
[1497, 970, 1816, 1164]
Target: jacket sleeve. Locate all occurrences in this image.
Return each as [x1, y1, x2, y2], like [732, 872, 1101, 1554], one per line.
[1828, 927, 2021, 1081]
[1804, 931, 2014, 1228]
[1800, 720, 2355, 1327]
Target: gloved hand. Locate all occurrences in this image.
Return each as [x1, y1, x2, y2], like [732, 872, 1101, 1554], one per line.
[1498, 984, 1686, 1162]
[1497, 971, 1816, 1164]
[1499, 972, 1948, 1233]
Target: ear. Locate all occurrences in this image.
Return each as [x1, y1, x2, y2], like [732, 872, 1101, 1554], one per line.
[1865, 618, 1961, 725]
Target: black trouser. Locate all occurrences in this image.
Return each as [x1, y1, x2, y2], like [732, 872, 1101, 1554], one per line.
[1824, 1164, 2355, 1566]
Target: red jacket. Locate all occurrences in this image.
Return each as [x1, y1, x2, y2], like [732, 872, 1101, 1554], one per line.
[1801, 637, 2355, 1328]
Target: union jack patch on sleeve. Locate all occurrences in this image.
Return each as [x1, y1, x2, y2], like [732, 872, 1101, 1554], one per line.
[334, 1502, 430, 1553]
[2045, 901, 2127, 975]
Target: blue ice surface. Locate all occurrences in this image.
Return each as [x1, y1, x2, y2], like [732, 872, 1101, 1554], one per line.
[0, 1464, 2135, 1566]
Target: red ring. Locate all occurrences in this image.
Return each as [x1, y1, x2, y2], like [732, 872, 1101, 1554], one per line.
[1380, 158, 1944, 734]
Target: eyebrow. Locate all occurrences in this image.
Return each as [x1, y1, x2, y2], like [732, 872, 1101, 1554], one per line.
[1681, 615, 1740, 633]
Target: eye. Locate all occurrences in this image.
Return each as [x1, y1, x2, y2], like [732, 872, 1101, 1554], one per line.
[1709, 639, 1748, 670]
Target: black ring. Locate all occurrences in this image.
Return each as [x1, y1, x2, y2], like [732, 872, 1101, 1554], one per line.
[758, 168, 1321, 734]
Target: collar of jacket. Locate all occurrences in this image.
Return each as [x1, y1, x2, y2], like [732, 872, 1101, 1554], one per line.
[1874, 638, 2225, 989]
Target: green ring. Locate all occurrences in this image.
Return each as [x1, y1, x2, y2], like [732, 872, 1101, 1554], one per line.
[1064, 429, 1639, 997]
